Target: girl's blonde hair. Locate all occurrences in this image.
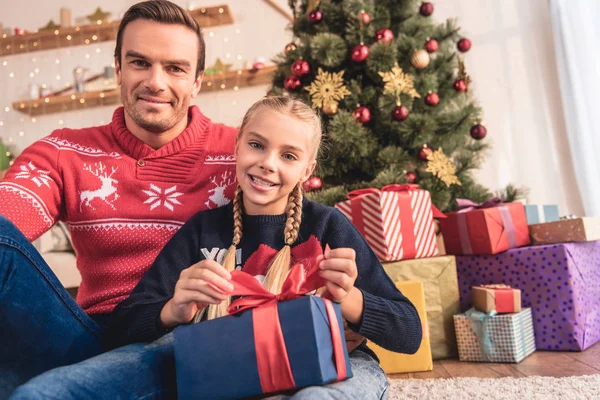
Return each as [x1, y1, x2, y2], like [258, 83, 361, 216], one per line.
[200, 96, 322, 321]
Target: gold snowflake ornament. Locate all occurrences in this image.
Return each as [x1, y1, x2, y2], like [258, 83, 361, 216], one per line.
[426, 148, 462, 187]
[305, 68, 351, 109]
[379, 63, 420, 102]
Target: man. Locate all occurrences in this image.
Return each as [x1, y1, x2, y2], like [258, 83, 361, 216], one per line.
[0, 1, 237, 396]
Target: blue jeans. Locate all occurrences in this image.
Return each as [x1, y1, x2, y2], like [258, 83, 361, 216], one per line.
[11, 333, 388, 400]
[0, 215, 106, 398]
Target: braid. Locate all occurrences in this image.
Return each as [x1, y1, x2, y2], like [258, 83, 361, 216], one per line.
[197, 187, 244, 322]
[232, 186, 243, 246]
[263, 184, 304, 294]
[284, 184, 303, 245]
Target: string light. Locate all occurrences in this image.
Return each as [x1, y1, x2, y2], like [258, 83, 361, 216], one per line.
[9, 73, 14, 78]
[55, 59, 60, 64]
[4, 107, 9, 112]
[2, 61, 7, 66]
[58, 119, 64, 125]
[34, 68, 39, 73]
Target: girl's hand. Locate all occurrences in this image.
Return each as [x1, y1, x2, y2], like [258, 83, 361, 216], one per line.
[317, 247, 358, 304]
[160, 259, 234, 328]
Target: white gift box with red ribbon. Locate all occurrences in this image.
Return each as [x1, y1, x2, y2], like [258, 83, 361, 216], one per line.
[335, 184, 441, 262]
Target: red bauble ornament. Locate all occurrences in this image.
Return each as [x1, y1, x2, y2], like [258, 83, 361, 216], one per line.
[425, 92, 439, 107]
[353, 106, 371, 124]
[418, 146, 433, 161]
[291, 59, 310, 77]
[308, 10, 323, 24]
[303, 175, 323, 192]
[470, 124, 487, 140]
[360, 10, 371, 24]
[457, 38, 472, 52]
[351, 44, 369, 62]
[425, 38, 439, 53]
[392, 105, 409, 121]
[453, 79, 467, 92]
[406, 171, 417, 184]
[284, 75, 301, 91]
[375, 28, 394, 43]
[419, 2, 434, 16]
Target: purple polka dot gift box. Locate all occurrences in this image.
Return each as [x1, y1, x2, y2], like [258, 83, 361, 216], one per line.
[456, 241, 600, 351]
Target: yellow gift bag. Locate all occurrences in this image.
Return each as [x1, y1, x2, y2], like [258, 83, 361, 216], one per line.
[368, 280, 433, 373]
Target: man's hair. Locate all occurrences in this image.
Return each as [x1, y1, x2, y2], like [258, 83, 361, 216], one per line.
[114, 0, 206, 78]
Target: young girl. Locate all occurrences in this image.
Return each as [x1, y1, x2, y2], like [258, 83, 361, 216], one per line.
[11, 96, 421, 400]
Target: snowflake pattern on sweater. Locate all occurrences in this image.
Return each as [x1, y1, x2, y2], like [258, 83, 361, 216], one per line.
[0, 106, 237, 315]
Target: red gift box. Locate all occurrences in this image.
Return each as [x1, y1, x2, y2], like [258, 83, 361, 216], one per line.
[335, 184, 441, 262]
[439, 198, 530, 255]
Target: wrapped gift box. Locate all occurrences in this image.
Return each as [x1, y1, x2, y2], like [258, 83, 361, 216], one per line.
[529, 217, 600, 245]
[454, 308, 536, 363]
[439, 201, 530, 255]
[383, 256, 460, 359]
[174, 267, 352, 400]
[368, 280, 433, 373]
[472, 285, 521, 314]
[335, 184, 439, 262]
[457, 241, 600, 351]
[524, 204, 559, 225]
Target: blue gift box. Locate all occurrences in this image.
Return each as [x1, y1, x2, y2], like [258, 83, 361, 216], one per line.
[524, 204, 559, 225]
[174, 296, 353, 400]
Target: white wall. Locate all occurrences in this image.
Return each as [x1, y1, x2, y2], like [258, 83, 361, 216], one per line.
[435, 0, 584, 215]
[0, 0, 584, 215]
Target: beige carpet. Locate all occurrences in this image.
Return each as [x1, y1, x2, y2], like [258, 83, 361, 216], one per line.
[388, 374, 600, 399]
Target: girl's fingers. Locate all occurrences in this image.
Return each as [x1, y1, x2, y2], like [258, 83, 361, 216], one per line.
[319, 258, 356, 276]
[324, 247, 356, 261]
[185, 268, 234, 294]
[176, 287, 227, 305]
[178, 279, 230, 300]
[319, 269, 352, 291]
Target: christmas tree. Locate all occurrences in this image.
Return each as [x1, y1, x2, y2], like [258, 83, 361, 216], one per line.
[269, 0, 494, 212]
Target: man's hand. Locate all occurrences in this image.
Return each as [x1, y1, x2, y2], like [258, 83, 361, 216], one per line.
[160, 259, 233, 329]
[344, 321, 365, 353]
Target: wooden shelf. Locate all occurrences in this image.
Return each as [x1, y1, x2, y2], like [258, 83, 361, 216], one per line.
[12, 65, 277, 116]
[0, 5, 234, 57]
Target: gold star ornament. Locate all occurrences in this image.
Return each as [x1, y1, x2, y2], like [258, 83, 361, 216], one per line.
[305, 68, 351, 109]
[205, 58, 233, 75]
[426, 147, 462, 187]
[86, 7, 111, 23]
[379, 63, 420, 104]
[39, 20, 61, 31]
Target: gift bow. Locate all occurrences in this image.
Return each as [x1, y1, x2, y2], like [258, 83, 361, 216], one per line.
[457, 197, 503, 212]
[227, 264, 347, 394]
[346, 184, 420, 200]
[480, 283, 512, 290]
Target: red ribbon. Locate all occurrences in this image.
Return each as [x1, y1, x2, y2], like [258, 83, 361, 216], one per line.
[227, 264, 347, 393]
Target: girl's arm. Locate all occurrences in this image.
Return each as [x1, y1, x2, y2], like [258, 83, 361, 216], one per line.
[103, 213, 204, 349]
[323, 209, 422, 354]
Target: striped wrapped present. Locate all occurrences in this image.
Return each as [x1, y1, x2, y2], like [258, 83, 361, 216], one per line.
[335, 184, 440, 262]
[454, 308, 536, 363]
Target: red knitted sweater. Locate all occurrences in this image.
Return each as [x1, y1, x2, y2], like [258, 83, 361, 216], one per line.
[0, 106, 237, 314]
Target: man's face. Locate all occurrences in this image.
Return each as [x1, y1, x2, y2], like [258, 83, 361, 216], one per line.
[115, 20, 202, 134]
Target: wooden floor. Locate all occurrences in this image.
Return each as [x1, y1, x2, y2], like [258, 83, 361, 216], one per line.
[389, 341, 600, 380]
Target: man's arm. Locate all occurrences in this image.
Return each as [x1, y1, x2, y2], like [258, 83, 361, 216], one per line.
[0, 134, 64, 240]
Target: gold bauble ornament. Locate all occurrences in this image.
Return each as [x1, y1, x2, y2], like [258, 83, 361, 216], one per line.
[322, 102, 339, 115]
[285, 43, 297, 54]
[411, 49, 430, 69]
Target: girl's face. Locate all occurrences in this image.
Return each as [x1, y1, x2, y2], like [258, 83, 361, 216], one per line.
[236, 108, 317, 215]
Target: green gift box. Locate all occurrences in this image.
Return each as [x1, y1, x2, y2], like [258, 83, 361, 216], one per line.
[454, 308, 536, 363]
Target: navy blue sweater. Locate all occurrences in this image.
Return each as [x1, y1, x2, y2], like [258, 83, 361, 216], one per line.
[106, 199, 422, 357]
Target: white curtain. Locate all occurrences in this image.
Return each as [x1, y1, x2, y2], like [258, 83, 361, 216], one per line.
[549, 0, 600, 216]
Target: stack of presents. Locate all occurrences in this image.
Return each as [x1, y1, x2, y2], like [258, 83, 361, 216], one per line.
[335, 184, 600, 372]
[171, 184, 598, 399]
